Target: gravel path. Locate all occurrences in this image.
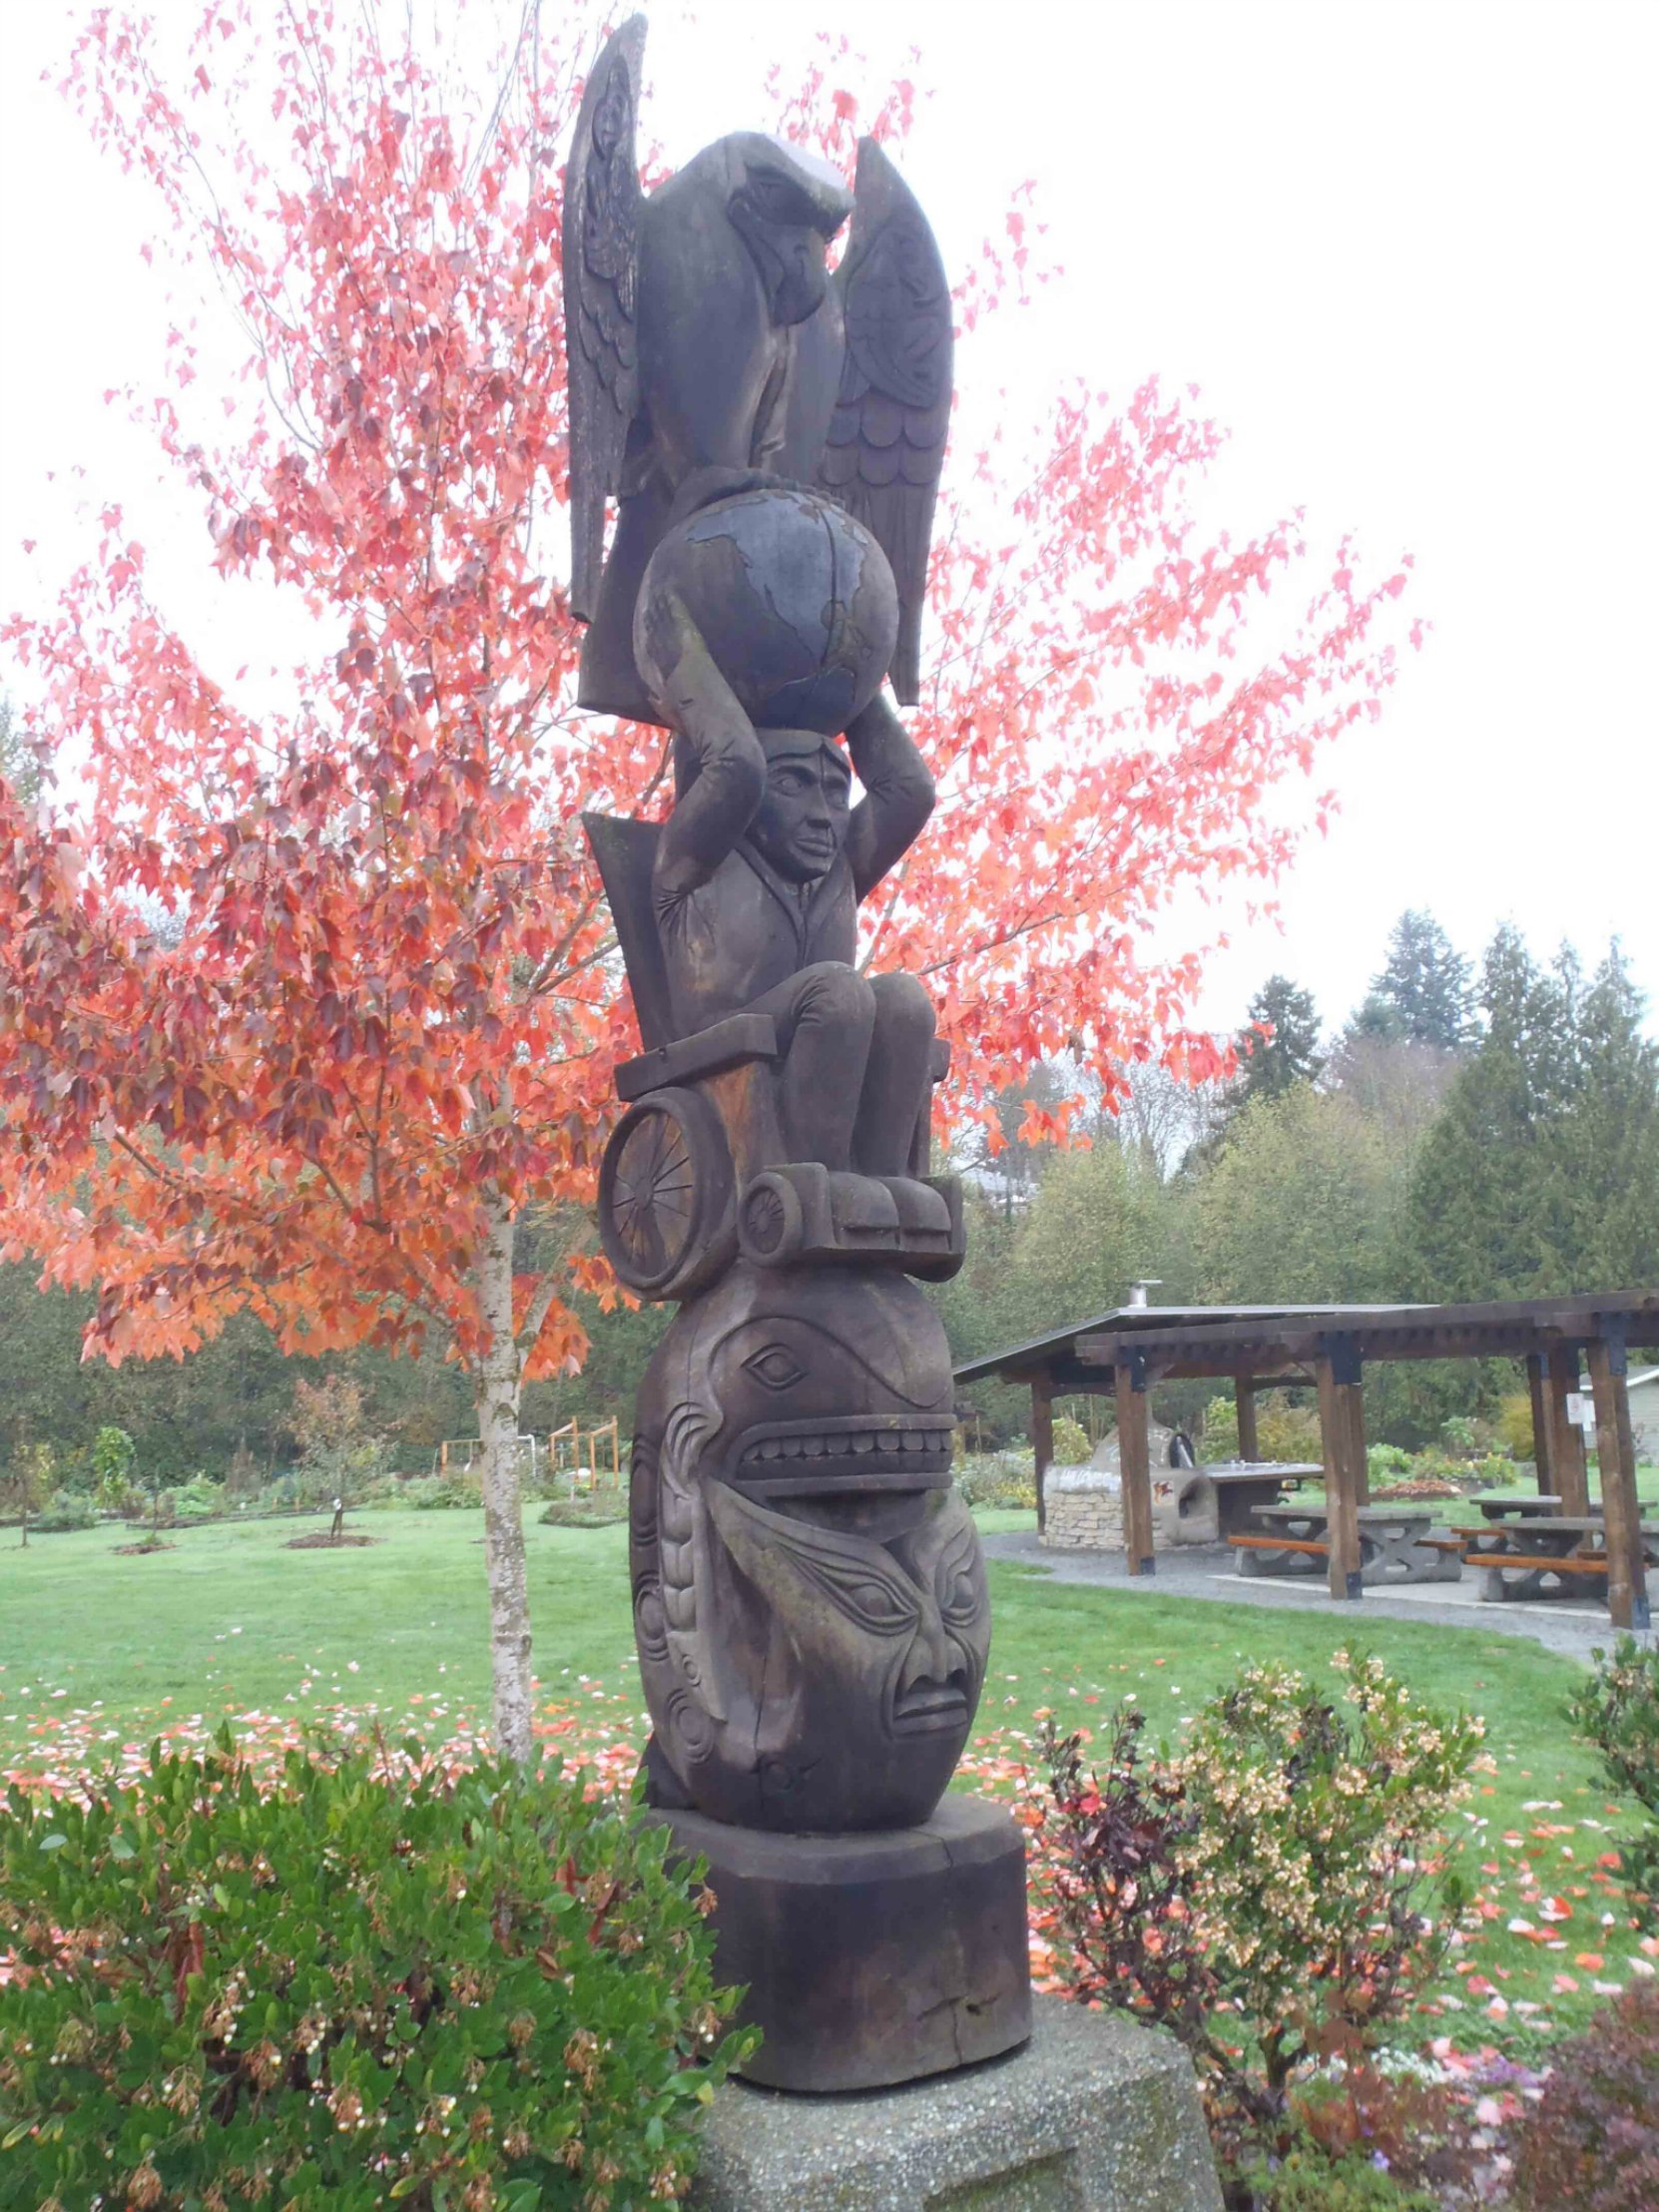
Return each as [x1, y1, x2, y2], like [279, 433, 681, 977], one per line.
[980, 1529, 1653, 1666]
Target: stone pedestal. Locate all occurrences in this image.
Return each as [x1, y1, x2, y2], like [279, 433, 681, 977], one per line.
[647, 1795, 1031, 2093]
[688, 1990, 1223, 2210]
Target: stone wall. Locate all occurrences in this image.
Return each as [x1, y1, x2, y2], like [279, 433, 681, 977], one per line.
[1042, 1468, 1126, 1551]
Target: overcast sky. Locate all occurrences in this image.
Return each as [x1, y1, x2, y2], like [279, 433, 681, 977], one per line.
[2, 0, 1655, 1042]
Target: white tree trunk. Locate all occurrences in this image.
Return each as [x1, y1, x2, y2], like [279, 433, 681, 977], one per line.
[474, 1193, 535, 1765]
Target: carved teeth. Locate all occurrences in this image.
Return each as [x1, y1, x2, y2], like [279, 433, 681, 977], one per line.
[737, 1425, 954, 1469]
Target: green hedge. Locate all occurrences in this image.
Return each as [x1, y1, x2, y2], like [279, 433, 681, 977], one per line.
[0, 1734, 753, 2208]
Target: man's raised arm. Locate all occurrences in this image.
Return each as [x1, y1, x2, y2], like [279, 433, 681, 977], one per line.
[843, 692, 935, 901]
[639, 590, 767, 897]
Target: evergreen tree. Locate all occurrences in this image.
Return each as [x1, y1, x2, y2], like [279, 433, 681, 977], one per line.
[1542, 943, 1659, 1288]
[1402, 926, 1653, 1300]
[1233, 975, 1323, 1105]
[1361, 909, 1473, 1050]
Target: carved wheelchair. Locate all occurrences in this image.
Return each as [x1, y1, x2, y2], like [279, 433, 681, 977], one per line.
[585, 814, 966, 1303]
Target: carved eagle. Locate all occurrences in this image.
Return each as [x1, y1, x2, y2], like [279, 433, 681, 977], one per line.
[561, 15, 953, 708]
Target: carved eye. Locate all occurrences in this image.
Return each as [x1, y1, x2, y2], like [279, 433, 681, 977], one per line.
[823, 1572, 915, 1634]
[747, 169, 810, 226]
[936, 1533, 983, 1627]
[788, 1549, 919, 1636]
[743, 1344, 807, 1392]
[941, 1570, 981, 1627]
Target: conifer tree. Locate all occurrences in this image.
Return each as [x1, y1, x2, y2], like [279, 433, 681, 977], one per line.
[1233, 975, 1323, 1105]
[1544, 943, 1659, 1287]
[1403, 926, 1656, 1299]
[1356, 908, 1473, 1049]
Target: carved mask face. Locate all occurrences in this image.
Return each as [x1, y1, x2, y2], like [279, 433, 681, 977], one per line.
[630, 1265, 989, 1832]
[745, 738, 850, 883]
[706, 1481, 988, 1743]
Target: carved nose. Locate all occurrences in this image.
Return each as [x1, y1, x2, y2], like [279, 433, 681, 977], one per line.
[898, 1614, 954, 1698]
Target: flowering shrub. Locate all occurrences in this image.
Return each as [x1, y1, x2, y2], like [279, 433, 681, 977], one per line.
[1509, 1979, 1659, 2211]
[1234, 2139, 1437, 2211]
[30, 1489, 100, 1534]
[1258, 2062, 1480, 2208]
[1037, 1706, 1210, 2048]
[164, 1474, 229, 1524]
[0, 1732, 752, 2208]
[1035, 1652, 1480, 2138]
[92, 1425, 140, 1514]
[393, 1470, 486, 1511]
[1050, 1416, 1092, 1468]
[1200, 1398, 1324, 1466]
[1567, 1634, 1659, 1930]
[954, 1452, 1038, 1509]
[1177, 1655, 1480, 2115]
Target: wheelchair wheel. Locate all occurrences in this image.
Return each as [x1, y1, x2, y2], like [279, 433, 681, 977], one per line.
[599, 1086, 734, 1300]
[736, 1169, 807, 1266]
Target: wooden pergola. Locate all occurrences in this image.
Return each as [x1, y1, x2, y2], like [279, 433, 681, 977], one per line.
[956, 1292, 1658, 1630]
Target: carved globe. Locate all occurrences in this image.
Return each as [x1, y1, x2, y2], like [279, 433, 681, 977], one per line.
[634, 486, 899, 735]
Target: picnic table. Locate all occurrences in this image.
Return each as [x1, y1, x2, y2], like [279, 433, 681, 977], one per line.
[1188, 1461, 1322, 1538]
[1461, 1514, 1659, 1604]
[1472, 1493, 1578, 1522]
[1233, 1500, 1464, 1585]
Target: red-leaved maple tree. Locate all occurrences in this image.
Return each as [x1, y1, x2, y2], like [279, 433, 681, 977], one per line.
[0, 1, 1410, 1758]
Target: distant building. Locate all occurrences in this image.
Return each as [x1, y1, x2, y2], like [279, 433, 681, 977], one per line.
[1629, 1367, 1659, 1465]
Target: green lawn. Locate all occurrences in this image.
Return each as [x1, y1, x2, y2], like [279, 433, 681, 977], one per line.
[1, 1506, 1651, 2055]
[0, 1511, 637, 1742]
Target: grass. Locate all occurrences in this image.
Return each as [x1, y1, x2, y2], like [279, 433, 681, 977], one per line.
[1, 1505, 1652, 2055]
[0, 1511, 636, 1738]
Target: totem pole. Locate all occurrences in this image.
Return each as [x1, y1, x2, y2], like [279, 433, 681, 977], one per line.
[567, 18, 1031, 2092]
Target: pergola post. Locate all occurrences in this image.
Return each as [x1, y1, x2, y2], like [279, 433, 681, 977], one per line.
[1547, 1344, 1591, 1516]
[1235, 1376, 1260, 1462]
[1586, 1325, 1651, 1633]
[1316, 1334, 1366, 1600]
[1030, 1378, 1053, 1536]
[1114, 1354, 1155, 1576]
[1525, 1351, 1557, 1497]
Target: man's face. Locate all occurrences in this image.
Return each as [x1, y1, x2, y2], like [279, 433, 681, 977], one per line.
[747, 744, 850, 883]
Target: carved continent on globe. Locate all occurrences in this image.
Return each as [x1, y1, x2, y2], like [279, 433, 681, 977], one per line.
[634, 486, 900, 736]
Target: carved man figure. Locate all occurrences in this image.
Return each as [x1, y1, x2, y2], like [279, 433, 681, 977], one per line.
[655, 692, 935, 1177]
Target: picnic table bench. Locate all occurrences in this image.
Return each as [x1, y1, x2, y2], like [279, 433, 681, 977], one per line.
[1232, 1501, 1463, 1585]
[1461, 1514, 1659, 1604]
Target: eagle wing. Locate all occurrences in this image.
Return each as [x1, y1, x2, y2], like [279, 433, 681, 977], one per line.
[562, 16, 647, 623]
[818, 138, 954, 704]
